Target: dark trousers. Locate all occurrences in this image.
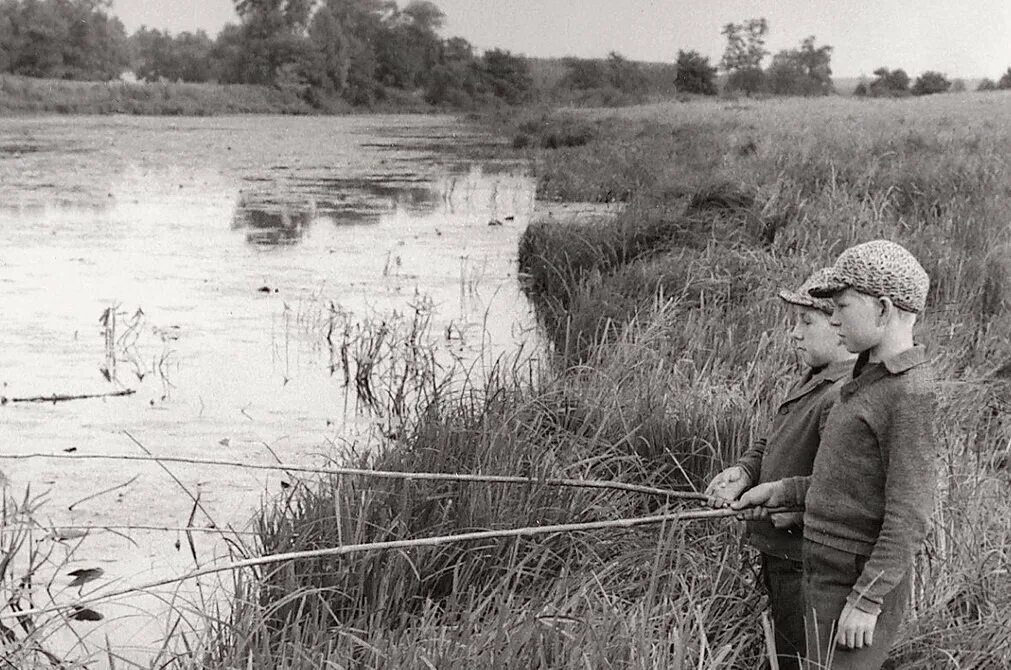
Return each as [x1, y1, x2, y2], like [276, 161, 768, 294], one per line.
[802, 541, 911, 670]
[762, 553, 806, 670]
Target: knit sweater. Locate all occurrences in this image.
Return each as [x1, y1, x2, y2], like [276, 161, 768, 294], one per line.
[736, 359, 852, 561]
[781, 344, 937, 615]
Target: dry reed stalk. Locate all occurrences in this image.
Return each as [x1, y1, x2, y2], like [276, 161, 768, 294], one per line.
[1, 389, 135, 405]
[1, 507, 746, 621]
[0, 452, 707, 501]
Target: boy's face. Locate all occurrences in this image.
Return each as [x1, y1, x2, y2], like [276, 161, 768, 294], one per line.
[829, 288, 884, 354]
[789, 305, 841, 368]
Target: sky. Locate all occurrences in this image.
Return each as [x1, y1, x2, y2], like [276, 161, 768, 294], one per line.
[111, 0, 1011, 79]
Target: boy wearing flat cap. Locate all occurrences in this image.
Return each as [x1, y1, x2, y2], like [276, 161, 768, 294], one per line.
[735, 240, 937, 670]
[706, 268, 855, 670]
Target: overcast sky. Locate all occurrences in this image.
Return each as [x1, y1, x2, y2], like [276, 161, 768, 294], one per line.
[111, 0, 1010, 79]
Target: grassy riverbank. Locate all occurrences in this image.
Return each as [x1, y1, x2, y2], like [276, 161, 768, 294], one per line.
[3, 92, 1009, 668]
[186, 92, 1010, 667]
[0, 75, 317, 115]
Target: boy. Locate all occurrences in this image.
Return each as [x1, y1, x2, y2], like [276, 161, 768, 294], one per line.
[706, 267, 855, 670]
[734, 240, 936, 670]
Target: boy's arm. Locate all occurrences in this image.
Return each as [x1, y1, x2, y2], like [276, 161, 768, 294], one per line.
[735, 437, 767, 485]
[848, 388, 937, 615]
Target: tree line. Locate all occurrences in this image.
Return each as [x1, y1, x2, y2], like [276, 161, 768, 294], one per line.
[0, 0, 535, 108]
[1, 3, 1007, 109]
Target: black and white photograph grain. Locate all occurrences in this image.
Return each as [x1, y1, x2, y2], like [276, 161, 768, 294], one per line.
[0, 1, 1009, 668]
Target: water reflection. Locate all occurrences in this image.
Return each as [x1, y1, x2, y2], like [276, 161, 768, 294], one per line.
[232, 198, 316, 247]
[232, 175, 452, 246]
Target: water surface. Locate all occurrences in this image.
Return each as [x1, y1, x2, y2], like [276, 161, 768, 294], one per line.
[0, 114, 536, 662]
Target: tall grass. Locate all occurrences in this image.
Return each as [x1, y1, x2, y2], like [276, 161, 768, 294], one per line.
[4, 92, 1008, 667]
[512, 92, 1011, 667]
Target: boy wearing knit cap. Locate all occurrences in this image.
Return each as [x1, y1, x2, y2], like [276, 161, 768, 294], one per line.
[734, 240, 936, 670]
[706, 268, 855, 670]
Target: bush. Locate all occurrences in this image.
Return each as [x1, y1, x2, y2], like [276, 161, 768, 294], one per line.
[912, 71, 951, 96]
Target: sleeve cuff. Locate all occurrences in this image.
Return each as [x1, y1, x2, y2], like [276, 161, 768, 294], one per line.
[735, 461, 758, 485]
[846, 592, 882, 616]
[780, 476, 809, 507]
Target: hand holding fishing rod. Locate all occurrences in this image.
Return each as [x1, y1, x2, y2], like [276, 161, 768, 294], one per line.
[732, 482, 804, 528]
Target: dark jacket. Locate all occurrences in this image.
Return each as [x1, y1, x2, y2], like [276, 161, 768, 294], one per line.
[781, 345, 937, 615]
[736, 358, 853, 561]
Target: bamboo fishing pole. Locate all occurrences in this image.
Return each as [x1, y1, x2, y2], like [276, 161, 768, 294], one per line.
[0, 452, 707, 501]
[0, 506, 746, 622]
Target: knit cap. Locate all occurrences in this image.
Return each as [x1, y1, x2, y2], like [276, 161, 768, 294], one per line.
[778, 268, 836, 314]
[808, 240, 929, 313]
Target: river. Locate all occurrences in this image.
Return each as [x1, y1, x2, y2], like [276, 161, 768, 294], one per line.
[0, 114, 537, 665]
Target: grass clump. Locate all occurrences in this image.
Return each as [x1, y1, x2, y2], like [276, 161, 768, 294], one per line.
[183, 334, 771, 668]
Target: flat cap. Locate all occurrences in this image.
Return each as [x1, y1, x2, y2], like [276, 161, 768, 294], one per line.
[778, 268, 836, 314]
[808, 239, 929, 313]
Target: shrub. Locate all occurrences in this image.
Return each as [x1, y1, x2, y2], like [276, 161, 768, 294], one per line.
[912, 71, 951, 96]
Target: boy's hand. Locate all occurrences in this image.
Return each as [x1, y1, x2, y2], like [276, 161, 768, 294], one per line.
[704, 466, 751, 507]
[730, 481, 790, 520]
[836, 601, 878, 649]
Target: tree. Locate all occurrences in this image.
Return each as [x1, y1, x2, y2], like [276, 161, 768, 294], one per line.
[720, 17, 768, 94]
[401, 0, 444, 32]
[605, 52, 648, 95]
[480, 49, 532, 105]
[999, 67, 1011, 89]
[0, 0, 127, 80]
[560, 57, 607, 90]
[977, 78, 997, 91]
[674, 49, 716, 95]
[307, 6, 350, 93]
[911, 71, 950, 96]
[374, 2, 442, 89]
[868, 67, 909, 96]
[0, 2, 15, 72]
[235, 0, 314, 32]
[219, 0, 319, 87]
[131, 28, 216, 82]
[766, 38, 833, 96]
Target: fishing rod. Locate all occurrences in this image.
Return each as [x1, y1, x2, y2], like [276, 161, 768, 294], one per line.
[2, 505, 789, 622]
[0, 452, 707, 501]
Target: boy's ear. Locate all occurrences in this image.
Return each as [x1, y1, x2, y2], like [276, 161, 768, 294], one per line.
[876, 296, 895, 323]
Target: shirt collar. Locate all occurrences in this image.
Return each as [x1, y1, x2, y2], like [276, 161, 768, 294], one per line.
[853, 344, 928, 377]
[820, 358, 858, 382]
[783, 357, 855, 405]
[842, 344, 928, 398]
[881, 343, 929, 374]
